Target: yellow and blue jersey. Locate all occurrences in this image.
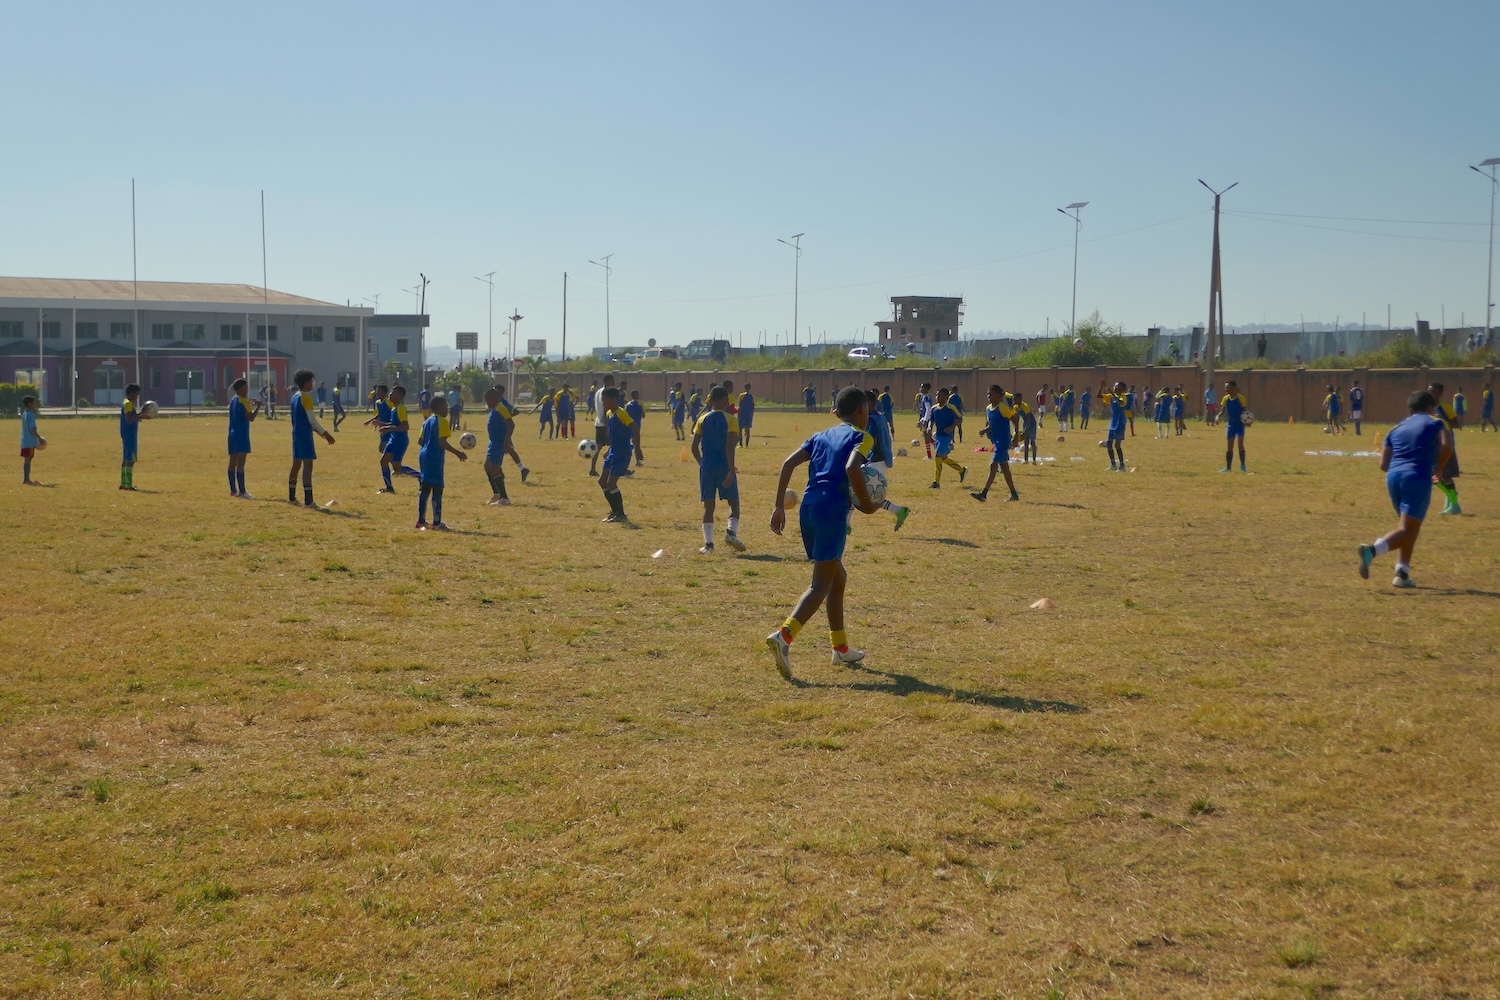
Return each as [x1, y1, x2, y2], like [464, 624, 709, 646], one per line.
[418, 414, 450, 482]
[694, 409, 738, 466]
[985, 401, 1015, 448]
[120, 398, 138, 440]
[1221, 393, 1248, 426]
[801, 421, 873, 508]
[929, 401, 961, 438]
[389, 401, 411, 438]
[1434, 400, 1457, 430]
[486, 405, 509, 462]
[1104, 393, 1126, 435]
[605, 405, 636, 459]
[1482, 388, 1494, 416]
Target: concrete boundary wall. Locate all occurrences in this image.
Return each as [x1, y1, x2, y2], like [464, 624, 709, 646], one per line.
[538, 366, 1497, 425]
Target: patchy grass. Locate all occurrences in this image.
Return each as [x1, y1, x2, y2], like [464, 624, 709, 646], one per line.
[1, 411, 1497, 996]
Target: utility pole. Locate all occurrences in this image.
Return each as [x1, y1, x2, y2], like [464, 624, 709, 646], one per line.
[508, 310, 523, 401]
[778, 234, 804, 346]
[417, 274, 429, 391]
[589, 255, 613, 351]
[1471, 158, 1500, 346]
[1199, 180, 1237, 395]
[561, 271, 568, 362]
[475, 271, 496, 364]
[1056, 203, 1088, 335]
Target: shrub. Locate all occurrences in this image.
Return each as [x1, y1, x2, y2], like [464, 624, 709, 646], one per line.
[1007, 313, 1142, 368]
[0, 383, 40, 416]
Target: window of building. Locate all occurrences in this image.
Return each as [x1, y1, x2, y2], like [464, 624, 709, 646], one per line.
[110, 321, 134, 340]
[221, 323, 242, 341]
[224, 366, 235, 386]
[150, 366, 162, 388]
[151, 322, 174, 341]
[182, 323, 205, 341]
[255, 325, 278, 342]
[77, 322, 99, 339]
[0, 320, 24, 338]
[919, 328, 927, 339]
[334, 326, 355, 343]
[396, 338, 410, 355]
[302, 326, 324, 342]
[42, 320, 62, 338]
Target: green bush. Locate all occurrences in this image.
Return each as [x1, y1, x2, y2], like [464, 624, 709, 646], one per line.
[0, 383, 40, 416]
[1007, 312, 1142, 368]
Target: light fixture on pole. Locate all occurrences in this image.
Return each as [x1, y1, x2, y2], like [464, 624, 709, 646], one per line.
[1198, 180, 1238, 396]
[508, 310, 523, 400]
[1056, 203, 1088, 336]
[475, 272, 496, 364]
[1471, 158, 1500, 347]
[589, 255, 613, 351]
[777, 233, 804, 345]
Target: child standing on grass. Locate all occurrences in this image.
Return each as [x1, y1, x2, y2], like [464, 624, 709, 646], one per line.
[597, 386, 638, 523]
[416, 395, 467, 530]
[1220, 380, 1249, 473]
[288, 368, 336, 507]
[331, 383, 346, 431]
[1357, 390, 1451, 589]
[1481, 383, 1495, 432]
[1098, 378, 1127, 472]
[625, 390, 646, 470]
[227, 378, 261, 498]
[1016, 394, 1038, 465]
[766, 386, 880, 681]
[119, 383, 147, 490]
[19, 395, 44, 485]
[482, 386, 514, 506]
[692, 385, 745, 554]
[1427, 382, 1462, 515]
[971, 385, 1020, 503]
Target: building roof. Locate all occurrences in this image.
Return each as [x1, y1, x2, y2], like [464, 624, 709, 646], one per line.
[0, 276, 347, 309]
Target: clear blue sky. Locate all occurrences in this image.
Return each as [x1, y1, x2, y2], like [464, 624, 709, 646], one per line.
[5, 0, 1498, 354]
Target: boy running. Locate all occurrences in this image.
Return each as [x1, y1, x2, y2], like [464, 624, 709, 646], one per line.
[1357, 390, 1451, 589]
[971, 385, 1020, 503]
[376, 385, 421, 492]
[331, 383, 347, 430]
[536, 389, 555, 439]
[19, 395, 43, 485]
[1427, 382, 1462, 514]
[765, 386, 880, 680]
[288, 368, 336, 507]
[928, 387, 967, 487]
[597, 386, 638, 523]
[416, 395, 467, 530]
[625, 390, 646, 469]
[692, 385, 746, 553]
[1220, 380, 1249, 473]
[863, 389, 911, 529]
[1098, 378, 1127, 472]
[227, 378, 261, 497]
[119, 383, 147, 490]
[482, 386, 515, 505]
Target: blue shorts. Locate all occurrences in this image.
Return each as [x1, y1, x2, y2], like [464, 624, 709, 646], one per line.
[420, 465, 444, 488]
[699, 462, 739, 502]
[1108, 428, 1124, 442]
[1226, 423, 1245, 441]
[602, 447, 631, 476]
[935, 433, 955, 457]
[228, 433, 251, 455]
[1387, 471, 1432, 521]
[990, 441, 1011, 464]
[121, 439, 138, 463]
[799, 496, 849, 563]
[383, 434, 409, 461]
[293, 434, 317, 461]
[486, 444, 505, 466]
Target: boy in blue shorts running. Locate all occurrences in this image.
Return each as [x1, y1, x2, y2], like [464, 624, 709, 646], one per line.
[416, 394, 467, 530]
[597, 386, 638, 523]
[927, 387, 967, 487]
[376, 384, 421, 492]
[765, 386, 880, 681]
[1357, 390, 1451, 588]
[971, 385, 1020, 502]
[227, 378, 261, 497]
[288, 368, 336, 506]
[692, 385, 745, 553]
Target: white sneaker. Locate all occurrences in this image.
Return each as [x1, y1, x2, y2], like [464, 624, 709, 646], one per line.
[698, 543, 714, 554]
[765, 630, 793, 680]
[831, 647, 866, 665]
[240, 492, 256, 500]
[724, 532, 747, 551]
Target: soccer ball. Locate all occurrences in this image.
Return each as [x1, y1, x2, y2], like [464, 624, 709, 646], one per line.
[458, 432, 478, 450]
[910, 438, 921, 448]
[1073, 337, 1086, 349]
[141, 400, 159, 417]
[36, 438, 48, 451]
[1098, 440, 1107, 448]
[1057, 435, 1065, 442]
[783, 488, 799, 508]
[896, 447, 907, 457]
[1243, 413, 1256, 426]
[855, 464, 888, 505]
[577, 438, 598, 458]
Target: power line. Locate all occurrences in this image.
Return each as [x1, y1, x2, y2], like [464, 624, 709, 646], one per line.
[1224, 212, 1487, 245]
[1229, 209, 1485, 227]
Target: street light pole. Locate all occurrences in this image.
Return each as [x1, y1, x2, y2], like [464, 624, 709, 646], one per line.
[589, 255, 613, 352]
[475, 272, 496, 364]
[1056, 203, 1088, 336]
[777, 233, 804, 345]
[1471, 158, 1500, 346]
[1198, 180, 1238, 400]
[508, 310, 523, 401]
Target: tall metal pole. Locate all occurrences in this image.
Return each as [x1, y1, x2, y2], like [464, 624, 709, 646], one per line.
[590, 255, 613, 352]
[132, 179, 141, 386]
[71, 302, 77, 411]
[261, 191, 271, 399]
[777, 234, 804, 346]
[1472, 159, 1500, 346]
[1198, 180, 1237, 399]
[476, 271, 496, 363]
[561, 271, 568, 362]
[1056, 204, 1087, 335]
[508, 310, 522, 400]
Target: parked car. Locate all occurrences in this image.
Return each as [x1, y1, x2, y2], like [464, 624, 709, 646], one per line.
[848, 347, 872, 361]
[638, 347, 678, 361]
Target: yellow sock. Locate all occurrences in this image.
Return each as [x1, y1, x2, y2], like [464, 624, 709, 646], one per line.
[933, 459, 943, 482]
[781, 617, 803, 641]
[830, 629, 848, 649]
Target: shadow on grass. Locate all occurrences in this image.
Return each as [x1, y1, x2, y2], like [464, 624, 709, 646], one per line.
[1424, 588, 1500, 600]
[736, 553, 788, 562]
[794, 663, 1087, 714]
[1027, 501, 1086, 510]
[918, 537, 981, 549]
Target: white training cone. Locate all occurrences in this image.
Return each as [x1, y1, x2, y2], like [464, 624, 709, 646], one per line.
[324, 499, 339, 508]
[652, 549, 669, 559]
[1030, 597, 1056, 610]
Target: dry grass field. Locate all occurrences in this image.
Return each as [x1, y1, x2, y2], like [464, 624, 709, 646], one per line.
[1, 403, 1497, 999]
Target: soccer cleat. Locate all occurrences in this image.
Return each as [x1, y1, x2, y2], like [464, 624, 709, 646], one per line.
[831, 646, 866, 665]
[1007, 491, 1021, 502]
[431, 522, 451, 532]
[892, 506, 910, 532]
[959, 466, 968, 484]
[494, 498, 511, 506]
[588, 470, 598, 478]
[304, 500, 316, 508]
[1219, 467, 1231, 473]
[1240, 465, 1247, 473]
[378, 486, 396, 494]
[929, 481, 940, 489]
[1108, 464, 1118, 472]
[240, 492, 256, 500]
[699, 543, 715, 554]
[724, 532, 747, 551]
[970, 491, 987, 502]
[520, 467, 531, 483]
[1392, 572, 1415, 589]
[1440, 501, 1461, 515]
[415, 521, 429, 531]
[765, 630, 793, 680]
[119, 485, 137, 491]
[1357, 544, 1374, 579]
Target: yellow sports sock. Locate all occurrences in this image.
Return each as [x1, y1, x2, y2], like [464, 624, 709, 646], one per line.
[933, 458, 943, 481]
[829, 629, 848, 649]
[782, 617, 803, 641]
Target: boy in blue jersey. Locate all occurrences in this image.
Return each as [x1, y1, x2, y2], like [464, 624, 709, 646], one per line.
[288, 368, 336, 507]
[914, 382, 935, 459]
[535, 389, 554, 439]
[692, 386, 745, 553]
[1357, 391, 1452, 588]
[1016, 395, 1038, 464]
[1172, 387, 1187, 435]
[118, 383, 148, 490]
[863, 389, 911, 528]
[227, 378, 262, 497]
[1098, 378, 1127, 471]
[447, 387, 463, 431]
[331, 383, 347, 430]
[671, 381, 688, 440]
[364, 385, 395, 489]
[376, 385, 421, 492]
[738, 383, 755, 446]
[597, 387, 639, 523]
[1078, 386, 1092, 430]
[1349, 380, 1366, 435]
[1323, 385, 1343, 435]
[765, 386, 880, 680]
[1427, 382, 1462, 514]
[19, 395, 44, 485]
[1124, 386, 1137, 437]
[803, 384, 817, 411]
[1481, 383, 1495, 432]
[1220, 380, 1249, 473]
[316, 381, 327, 417]
[879, 386, 894, 431]
[556, 385, 575, 439]
[1452, 387, 1466, 430]
[482, 386, 514, 505]
[625, 390, 646, 469]
[416, 395, 467, 530]
[417, 383, 433, 421]
[971, 385, 1020, 503]
[948, 385, 965, 442]
[927, 387, 967, 487]
[688, 386, 703, 422]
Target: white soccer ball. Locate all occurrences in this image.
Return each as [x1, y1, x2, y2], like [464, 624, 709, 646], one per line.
[783, 488, 799, 509]
[856, 464, 888, 505]
[141, 400, 159, 417]
[459, 432, 478, 450]
[896, 447, 908, 457]
[577, 438, 598, 458]
[910, 438, 921, 448]
[1244, 413, 1256, 427]
[1073, 337, 1086, 349]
